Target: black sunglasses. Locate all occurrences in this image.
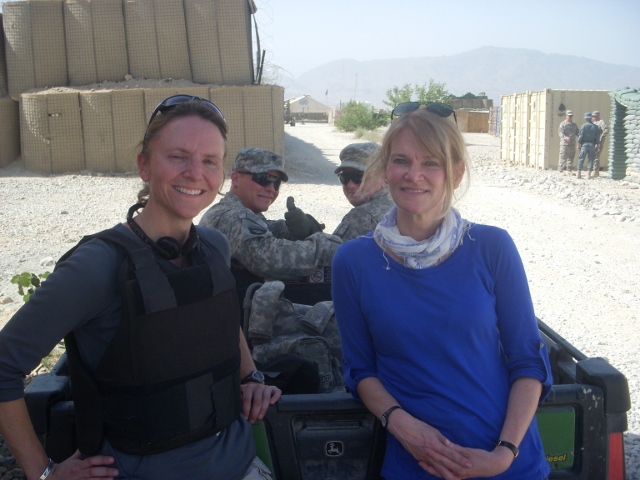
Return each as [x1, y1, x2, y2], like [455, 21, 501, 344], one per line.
[148, 95, 225, 127]
[237, 171, 283, 191]
[338, 171, 363, 185]
[391, 102, 457, 124]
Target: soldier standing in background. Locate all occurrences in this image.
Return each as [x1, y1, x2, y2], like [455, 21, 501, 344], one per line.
[592, 111, 608, 178]
[199, 148, 342, 301]
[558, 110, 580, 174]
[577, 112, 600, 180]
[332, 142, 394, 241]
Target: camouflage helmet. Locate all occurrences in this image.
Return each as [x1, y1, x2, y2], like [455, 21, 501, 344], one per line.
[334, 142, 380, 174]
[233, 148, 289, 181]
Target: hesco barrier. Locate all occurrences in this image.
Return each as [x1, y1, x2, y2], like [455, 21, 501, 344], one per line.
[211, 85, 284, 163]
[2, 0, 254, 99]
[124, 0, 192, 81]
[185, 0, 255, 85]
[0, 14, 8, 97]
[64, 0, 129, 86]
[19, 85, 284, 174]
[500, 89, 610, 170]
[0, 97, 20, 167]
[20, 92, 85, 173]
[3, 0, 68, 100]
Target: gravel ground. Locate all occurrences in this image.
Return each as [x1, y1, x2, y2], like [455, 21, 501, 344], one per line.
[1, 124, 639, 478]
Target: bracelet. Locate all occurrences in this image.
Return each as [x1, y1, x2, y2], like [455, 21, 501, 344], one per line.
[496, 440, 519, 458]
[39, 458, 55, 480]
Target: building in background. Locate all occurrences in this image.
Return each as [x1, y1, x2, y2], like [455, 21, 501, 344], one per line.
[285, 95, 332, 123]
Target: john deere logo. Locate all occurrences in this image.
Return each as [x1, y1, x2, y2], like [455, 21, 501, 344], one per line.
[325, 441, 344, 457]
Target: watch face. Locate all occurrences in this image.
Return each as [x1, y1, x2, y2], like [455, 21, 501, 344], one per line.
[381, 415, 388, 428]
[252, 371, 265, 383]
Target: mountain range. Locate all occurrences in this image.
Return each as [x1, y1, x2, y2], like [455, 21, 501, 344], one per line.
[277, 46, 640, 109]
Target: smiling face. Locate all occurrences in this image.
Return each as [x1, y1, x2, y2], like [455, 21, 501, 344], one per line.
[231, 169, 282, 213]
[137, 115, 225, 227]
[386, 129, 449, 233]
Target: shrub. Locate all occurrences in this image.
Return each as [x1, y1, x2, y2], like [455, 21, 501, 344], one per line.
[335, 101, 389, 132]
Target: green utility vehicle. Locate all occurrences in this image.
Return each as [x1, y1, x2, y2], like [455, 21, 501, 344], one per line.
[24, 282, 630, 480]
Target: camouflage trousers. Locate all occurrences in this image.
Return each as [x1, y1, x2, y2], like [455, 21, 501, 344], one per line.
[578, 143, 597, 171]
[593, 143, 605, 172]
[558, 145, 576, 171]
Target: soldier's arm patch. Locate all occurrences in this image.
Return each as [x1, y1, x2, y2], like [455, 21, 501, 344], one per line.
[240, 213, 270, 239]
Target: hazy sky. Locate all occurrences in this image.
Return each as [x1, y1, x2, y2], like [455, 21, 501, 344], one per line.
[254, 0, 640, 78]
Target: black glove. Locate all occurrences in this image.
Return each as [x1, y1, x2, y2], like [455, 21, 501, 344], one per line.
[284, 197, 325, 240]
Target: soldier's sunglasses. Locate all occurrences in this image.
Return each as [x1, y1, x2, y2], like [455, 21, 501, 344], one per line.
[237, 171, 283, 191]
[147, 94, 225, 127]
[338, 171, 364, 185]
[391, 102, 457, 124]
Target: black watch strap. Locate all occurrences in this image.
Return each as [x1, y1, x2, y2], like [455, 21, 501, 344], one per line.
[381, 405, 402, 429]
[241, 370, 265, 384]
[496, 440, 519, 458]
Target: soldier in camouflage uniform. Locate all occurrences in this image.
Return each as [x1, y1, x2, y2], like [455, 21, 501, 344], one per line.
[592, 111, 608, 178]
[332, 142, 394, 241]
[558, 110, 580, 173]
[577, 112, 600, 179]
[199, 148, 342, 286]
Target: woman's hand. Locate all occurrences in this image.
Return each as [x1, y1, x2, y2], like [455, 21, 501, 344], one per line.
[49, 450, 118, 479]
[388, 409, 473, 480]
[420, 444, 514, 478]
[240, 383, 281, 423]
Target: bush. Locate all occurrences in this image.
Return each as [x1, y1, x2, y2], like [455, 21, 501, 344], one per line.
[335, 101, 389, 132]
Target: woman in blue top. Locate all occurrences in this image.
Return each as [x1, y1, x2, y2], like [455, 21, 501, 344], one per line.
[331, 103, 552, 480]
[0, 96, 280, 480]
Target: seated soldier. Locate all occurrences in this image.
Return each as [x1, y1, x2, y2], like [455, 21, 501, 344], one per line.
[332, 142, 394, 241]
[199, 148, 342, 302]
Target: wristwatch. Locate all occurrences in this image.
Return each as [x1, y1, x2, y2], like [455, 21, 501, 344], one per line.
[496, 439, 519, 458]
[380, 405, 402, 429]
[241, 370, 265, 384]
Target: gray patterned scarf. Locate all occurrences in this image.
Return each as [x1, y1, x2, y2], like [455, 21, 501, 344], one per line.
[373, 206, 469, 269]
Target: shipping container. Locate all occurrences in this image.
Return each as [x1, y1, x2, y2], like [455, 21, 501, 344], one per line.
[500, 89, 610, 170]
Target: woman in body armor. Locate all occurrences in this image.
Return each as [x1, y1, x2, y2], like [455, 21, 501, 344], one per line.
[0, 96, 280, 479]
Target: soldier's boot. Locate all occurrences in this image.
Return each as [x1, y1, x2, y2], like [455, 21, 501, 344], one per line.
[588, 170, 592, 180]
[576, 170, 582, 179]
[594, 168, 599, 178]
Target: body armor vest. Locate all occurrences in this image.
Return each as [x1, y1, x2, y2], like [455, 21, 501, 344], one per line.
[62, 228, 241, 455]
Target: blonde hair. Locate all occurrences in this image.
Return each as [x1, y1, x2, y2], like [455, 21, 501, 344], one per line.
[362, 108, 470, 215]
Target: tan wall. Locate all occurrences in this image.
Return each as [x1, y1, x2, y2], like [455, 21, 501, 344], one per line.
[64, 0, 129, 85]
[452, 98, 493, 109]
[0, 14, 8, 97]
[3, 1, 68, 100]
[456, 110, 489, 133]
[2, 0, 254, 99]
[0, 97, 20, 167]
[19, 85, 284, 173]
[500, 89, 610, 170]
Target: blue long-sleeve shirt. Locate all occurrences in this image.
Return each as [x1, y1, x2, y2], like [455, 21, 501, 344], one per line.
[332, 224, 552, 480]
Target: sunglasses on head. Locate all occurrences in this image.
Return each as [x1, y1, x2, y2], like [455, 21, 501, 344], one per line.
[147, 95, 225, 127]
[391, 102, 457, 124]
[338, 171, 364, 185]
[237, 171, 283, 191]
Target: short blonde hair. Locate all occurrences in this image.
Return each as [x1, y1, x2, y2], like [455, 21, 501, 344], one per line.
[362, 108, 469, 215]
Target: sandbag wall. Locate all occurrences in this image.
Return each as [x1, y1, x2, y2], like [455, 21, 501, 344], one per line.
[20, 85, 284, 173]
[609, 88, 640, 183]
[0, 13, 21, 168]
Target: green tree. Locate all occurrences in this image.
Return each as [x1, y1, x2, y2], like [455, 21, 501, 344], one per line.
[415, 79, 451, 104]
[335, 101, 388, 132]
[383, 79, 451, 109]
[382, 83, 414, 108]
